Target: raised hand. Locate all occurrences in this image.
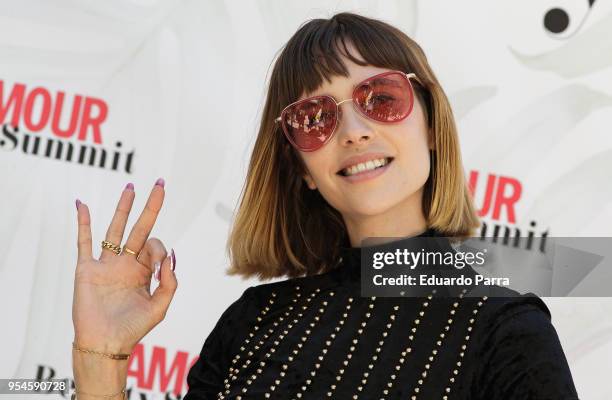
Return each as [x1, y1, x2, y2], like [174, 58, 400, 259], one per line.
[72, 179, 178, 355]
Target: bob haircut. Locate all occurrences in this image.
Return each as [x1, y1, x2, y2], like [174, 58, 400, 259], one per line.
[226, 12, 480, 281]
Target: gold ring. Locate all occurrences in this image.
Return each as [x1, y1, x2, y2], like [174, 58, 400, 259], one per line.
[122, 246, 138, 256]
[101, 240, 122, 255]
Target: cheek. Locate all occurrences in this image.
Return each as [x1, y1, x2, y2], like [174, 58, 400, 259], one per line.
[300, 150, 334, 183]
[397, 151, 430, 190]
[394, 127, 431, 184]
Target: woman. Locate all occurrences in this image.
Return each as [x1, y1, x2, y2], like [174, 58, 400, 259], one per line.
[71, 12, 579, 400]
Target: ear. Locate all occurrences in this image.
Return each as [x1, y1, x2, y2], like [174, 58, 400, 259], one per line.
[302, 172, 317, 190]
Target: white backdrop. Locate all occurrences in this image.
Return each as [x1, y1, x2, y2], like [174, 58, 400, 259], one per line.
[1, 0, 612, 399]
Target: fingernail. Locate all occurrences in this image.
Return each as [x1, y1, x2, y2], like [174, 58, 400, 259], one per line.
[154, 261, 161, 282]
[75, 199, 81, 210]
[125, 182, 134, 191]
[170, 248, 176, 272]
[155, 178, 165, 188]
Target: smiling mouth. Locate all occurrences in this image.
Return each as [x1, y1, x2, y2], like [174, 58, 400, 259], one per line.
[337, 157, 394, 176]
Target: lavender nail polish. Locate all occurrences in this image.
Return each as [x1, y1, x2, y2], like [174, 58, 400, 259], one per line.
[155, 178, 165, 188]
[75, 199, 81, 210]
[154, 261, 161, 282]
[170, 248, 176, 271]
[125, 182, 134, 191]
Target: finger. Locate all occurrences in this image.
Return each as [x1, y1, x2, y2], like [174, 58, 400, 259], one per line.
[100, 183, 136, 261]
[76, 200, 93, 263]
[124, 178, 165, 255]
[150, 249, 178, 323]
[134, 237, 168, 276]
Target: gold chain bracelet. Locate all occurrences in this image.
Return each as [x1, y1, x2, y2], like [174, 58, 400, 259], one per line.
[72, 341, 131, 360]
[71, 388, 126, 400]
[71, 342, 130, 399]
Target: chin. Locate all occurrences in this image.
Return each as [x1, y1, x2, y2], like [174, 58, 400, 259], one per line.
[346, 198, 400, 217]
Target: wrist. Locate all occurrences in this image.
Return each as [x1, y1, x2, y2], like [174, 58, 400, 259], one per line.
[72, 350, 129, 396]
[72, 341, 132, 360]
[72, 388, 126, 400]
[73, 335, 134, 355]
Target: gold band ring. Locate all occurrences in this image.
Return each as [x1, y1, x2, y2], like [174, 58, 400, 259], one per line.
[122, 246, 138, 256]
[123, 246, 146, 266]
[101, 240, 121, 255]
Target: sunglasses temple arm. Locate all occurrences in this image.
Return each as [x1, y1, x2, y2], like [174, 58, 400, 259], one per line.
[406, 72, 424, 87]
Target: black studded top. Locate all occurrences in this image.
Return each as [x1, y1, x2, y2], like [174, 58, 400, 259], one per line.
[184, 229, 578, 400]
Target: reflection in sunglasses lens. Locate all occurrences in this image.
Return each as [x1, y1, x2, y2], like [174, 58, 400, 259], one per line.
[283, 97, 337, 151]
[355, 73, 411, 122]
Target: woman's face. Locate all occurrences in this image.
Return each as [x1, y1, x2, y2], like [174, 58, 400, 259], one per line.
[297, 46, 432, 237]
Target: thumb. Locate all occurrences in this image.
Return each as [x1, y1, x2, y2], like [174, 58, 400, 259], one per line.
[151, 249, 178, 322]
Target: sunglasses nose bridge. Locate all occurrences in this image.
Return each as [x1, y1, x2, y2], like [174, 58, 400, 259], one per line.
[332, 97, 376, 147]
[336, 98, 353, 107]
[334, 97, 358, 119]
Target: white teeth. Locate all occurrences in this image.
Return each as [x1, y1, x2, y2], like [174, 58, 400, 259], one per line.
[342, 157, 389, 176]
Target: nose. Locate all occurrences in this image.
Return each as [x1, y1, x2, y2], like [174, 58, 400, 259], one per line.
[335, 99, 375, 147]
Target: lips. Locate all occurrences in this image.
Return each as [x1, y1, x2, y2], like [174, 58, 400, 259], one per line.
[337, 157, 394, 176]
[337, 152, 393, 173]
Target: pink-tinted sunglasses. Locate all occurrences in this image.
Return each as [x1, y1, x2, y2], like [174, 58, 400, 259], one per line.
[275, 70, 422, 152]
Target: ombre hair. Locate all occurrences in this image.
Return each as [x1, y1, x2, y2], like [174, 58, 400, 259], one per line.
[225, 12, 480, 281]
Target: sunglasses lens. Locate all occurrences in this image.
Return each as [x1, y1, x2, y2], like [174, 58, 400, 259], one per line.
[281, 96, 337, 151]
[354, 72, 413, 122]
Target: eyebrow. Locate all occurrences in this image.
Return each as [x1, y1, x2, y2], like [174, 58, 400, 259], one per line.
[302, 73, 401, 100]
[367, 77, 402, 88]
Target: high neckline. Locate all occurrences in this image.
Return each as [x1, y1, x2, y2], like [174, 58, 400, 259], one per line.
[335, 227, 454, 282]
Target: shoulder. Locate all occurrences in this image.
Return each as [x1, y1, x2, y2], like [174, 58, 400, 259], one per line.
[221, 274, 325, 320]
[446, 285, 556, 359]
[478, 286, 551, 328]
[244, 270, 342, 307]
[467, 287, 579, 398]
[471, 286, 555, 350]
[209, 286, 257, 335]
